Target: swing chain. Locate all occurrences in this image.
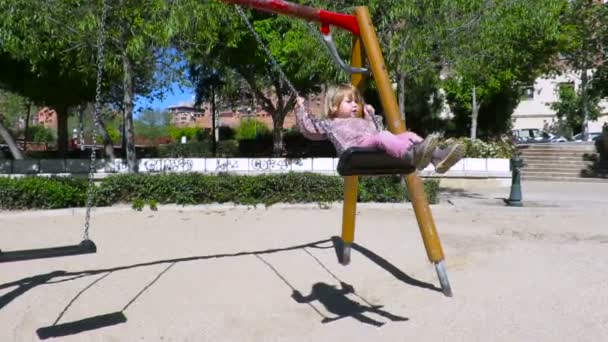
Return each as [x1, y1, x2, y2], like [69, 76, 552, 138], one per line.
[234, 5, 300, 97]
[83, 0, 108, 241]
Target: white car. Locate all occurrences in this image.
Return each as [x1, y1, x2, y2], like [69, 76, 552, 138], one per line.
[512, 128, 567, 143]
[572, 132, 601, 142]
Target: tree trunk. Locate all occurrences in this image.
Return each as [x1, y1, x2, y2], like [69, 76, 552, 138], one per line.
[398, 72, 406, 122]
[470, 86, 479, 140]
[56, 104, 69, 156]
[95, 115, 116, 160]
[23, 102, 31, 150]
[272, 113, 285, 156]
[581, 69, 589, 140]
[0, 119, 23, 159]
[211, 85, 217, 156]
[122, 52, 137, 172]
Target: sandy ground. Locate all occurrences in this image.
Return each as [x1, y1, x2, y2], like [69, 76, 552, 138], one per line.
[0, 181, 607, 341]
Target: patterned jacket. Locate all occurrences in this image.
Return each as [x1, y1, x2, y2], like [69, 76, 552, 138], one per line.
[295, 106, 384, 155]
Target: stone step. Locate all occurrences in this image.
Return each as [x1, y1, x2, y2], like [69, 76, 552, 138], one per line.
[522, 170, 585, 178]
[520, 151, 596, 158]
[522, 175, 608, 182]
[523, 164, 591, 172]
[522, 157, 590, 163]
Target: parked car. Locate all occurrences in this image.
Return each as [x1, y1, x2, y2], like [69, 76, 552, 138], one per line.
[571, 132, 601, 142]
[511, 128, 567, 144]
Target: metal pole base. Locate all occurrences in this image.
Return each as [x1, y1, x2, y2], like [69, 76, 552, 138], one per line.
[505, 199, 523, 207]
[341, 243, 351, 265]
[435, 261, 453, 297]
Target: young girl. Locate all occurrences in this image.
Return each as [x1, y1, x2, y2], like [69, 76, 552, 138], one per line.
[295, 84, 464, 173]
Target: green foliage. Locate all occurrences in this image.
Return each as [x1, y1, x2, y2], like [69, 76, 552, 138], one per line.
[29, 125, 56, 143]
[157, 142, 210, 158]
[0, 173, 441, 210]
[443, 82, 520, 138]
[97, 125, 120, 144]
[167, 126, 206, 142]
[0, 177, 87, 209]
[134, 109, 172, 141]
[235, 118, 270, 140]
[0, 90, 29, 129]
[550, 84, 602, 134]
[441, 137, 517, 159]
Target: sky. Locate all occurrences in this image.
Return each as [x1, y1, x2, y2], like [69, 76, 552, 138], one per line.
[134, 82, 195, 113]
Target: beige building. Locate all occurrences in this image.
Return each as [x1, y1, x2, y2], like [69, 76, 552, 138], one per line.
[512, 71, 608, 133]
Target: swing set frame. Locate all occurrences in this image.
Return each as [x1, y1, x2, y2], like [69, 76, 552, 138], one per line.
[0, 0, 452, 297]
[226, 0, 452, 296]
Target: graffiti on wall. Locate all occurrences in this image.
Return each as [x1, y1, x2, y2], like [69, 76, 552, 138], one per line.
[250, 159, 291, 171]
[142, 159, 194, 173]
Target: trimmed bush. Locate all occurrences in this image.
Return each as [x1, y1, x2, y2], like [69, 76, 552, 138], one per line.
[0, 173, 440, 210]
[0, 177, 87, 209]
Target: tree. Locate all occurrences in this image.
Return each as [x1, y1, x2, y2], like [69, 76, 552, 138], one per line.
[1, 1, 189, 169]
[441, 0, 566, 139]
[180, 2, 341, 155]
[0, 90, 32, 159]
[134, 109, 171, 142]
[189, 65, 226, 156]
[551, 82, 602, 134]
[0, 1, 126, 159]
[558, 0, 608, 139]
[312, 0, 565, 138]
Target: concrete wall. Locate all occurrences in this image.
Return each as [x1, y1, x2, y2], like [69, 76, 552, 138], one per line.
[0, 157, 511, 180]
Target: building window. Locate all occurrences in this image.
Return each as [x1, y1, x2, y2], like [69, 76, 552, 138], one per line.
[520, 85, 535, 100]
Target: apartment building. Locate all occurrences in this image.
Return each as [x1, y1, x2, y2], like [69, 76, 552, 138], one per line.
[512, 71, 608, 132]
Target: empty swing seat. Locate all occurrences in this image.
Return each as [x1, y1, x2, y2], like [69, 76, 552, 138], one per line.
[0, 240, 97, 263]
[336, 147, 416, 176]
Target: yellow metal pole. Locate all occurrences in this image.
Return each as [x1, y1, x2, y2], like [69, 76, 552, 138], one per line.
[339, 36, 366, 265]
[354, 6, 445, 263]
[341, 175, 358, 245]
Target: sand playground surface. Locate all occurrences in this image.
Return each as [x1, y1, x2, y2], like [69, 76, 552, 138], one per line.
[1, 181, 607, 341]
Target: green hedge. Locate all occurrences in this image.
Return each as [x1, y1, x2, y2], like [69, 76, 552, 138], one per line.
[0, 173, 440, 210]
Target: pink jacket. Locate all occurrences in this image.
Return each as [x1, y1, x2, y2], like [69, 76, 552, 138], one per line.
[295, 107, 384, 155]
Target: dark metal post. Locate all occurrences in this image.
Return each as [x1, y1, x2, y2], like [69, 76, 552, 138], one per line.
[506, 156, 524, 207]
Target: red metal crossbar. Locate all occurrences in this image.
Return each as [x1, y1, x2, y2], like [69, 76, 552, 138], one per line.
[222, 0, 360, 35]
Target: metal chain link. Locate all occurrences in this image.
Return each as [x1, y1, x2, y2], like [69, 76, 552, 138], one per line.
[234, 5, 300, 97]
[83, 0, 108, 241]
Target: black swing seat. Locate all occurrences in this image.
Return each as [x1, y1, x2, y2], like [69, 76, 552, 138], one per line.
[0, 240, 97, 263]
[337, 147, 416, 176]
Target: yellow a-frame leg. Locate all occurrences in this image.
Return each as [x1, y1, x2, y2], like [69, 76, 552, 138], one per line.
[339, 6, 452, 297]
[339, 32, 366, 266]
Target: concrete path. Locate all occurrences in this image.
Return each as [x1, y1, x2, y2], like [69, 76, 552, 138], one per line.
[1, 181, 607, 341]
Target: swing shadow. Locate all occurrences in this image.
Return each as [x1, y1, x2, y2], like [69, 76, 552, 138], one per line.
[330, 236, 442, 293]
[292, 282, 408, 327]
[36, 263, 176, 340]
[0, 237, 435, 337]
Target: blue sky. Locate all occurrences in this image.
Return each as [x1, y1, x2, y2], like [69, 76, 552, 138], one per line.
[134, 82, 195, 113]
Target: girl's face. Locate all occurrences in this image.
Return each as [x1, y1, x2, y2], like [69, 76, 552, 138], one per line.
[334, 95, 359, 119]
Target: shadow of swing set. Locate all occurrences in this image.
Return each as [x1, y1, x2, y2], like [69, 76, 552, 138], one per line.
[0, 0, 452, 310]
[1, 237, 429, 339]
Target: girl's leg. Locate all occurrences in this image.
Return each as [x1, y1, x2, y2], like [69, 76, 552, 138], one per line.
[396, 131, 423, 144]
[359, 131, 411, 159]
[360, 131, 439, 170]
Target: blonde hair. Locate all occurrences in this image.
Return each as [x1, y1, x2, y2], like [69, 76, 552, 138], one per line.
[322, 84, 363, 119]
